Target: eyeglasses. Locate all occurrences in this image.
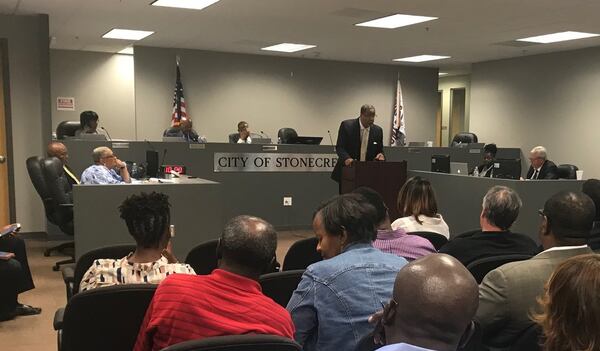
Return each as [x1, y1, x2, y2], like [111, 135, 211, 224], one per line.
[538, 209, 551, 224]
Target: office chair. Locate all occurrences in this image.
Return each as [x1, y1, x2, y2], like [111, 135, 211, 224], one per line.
[159, 335, 302, 351]
[26, 156, 75, 271]
[450, 132, 478, 147]
[466, 254, 533, 284]
[277, 128, 298, 144]
[509, 324, 542, 351]
[54, 284, 156, 351]
[56, 121, 81, 139]
[228, 133, 240, 143]
[61, 244, 137, 299]
[556, 164, 578, 179]
[259, 269, 304, 307]
[408, 231, 448, 251]
[281, 237, 322, 271]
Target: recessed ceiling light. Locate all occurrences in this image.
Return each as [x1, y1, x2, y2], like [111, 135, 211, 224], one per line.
[118, 47, 134, 55]
[438, 72, 448, 76]
[151, 0, 220, 10]
[102, 29, 154, 41]
[261, 43, 316, 53]
[356, 14, 437, 29]
[517, 31, 599, 44]
[394, 55, 451, 63]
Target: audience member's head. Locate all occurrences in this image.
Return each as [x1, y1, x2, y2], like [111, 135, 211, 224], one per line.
[381, 254, 479, 351]
[582, 179, 600, 222]
[529, 146, 548, 169]
[538, 191, 595, 249]
[219, 215, 277, 279]
[534, 254, 600, 351]
[480, 186, 522, 231]
[46, 141, 68, 164]
[359, 104, 376, 128]
[119, 192, 171, 250]
[80, 110, 99, 132]
[313, 193, 377, 259]
[397, 176, 439, 224]
[483, 143, 497, 163]
[92, 146, 118, 168]
[352, 187, 388, 228]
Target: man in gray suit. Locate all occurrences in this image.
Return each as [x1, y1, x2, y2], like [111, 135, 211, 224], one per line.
[476, 191, 595, 350]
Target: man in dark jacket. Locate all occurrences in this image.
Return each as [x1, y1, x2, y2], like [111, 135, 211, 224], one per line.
[526, 146, 558, 180]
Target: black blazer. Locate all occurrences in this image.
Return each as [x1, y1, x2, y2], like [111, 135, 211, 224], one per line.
[526, 160, 559, 180]
[331, 118, 384, 182]
[438, 230, 540, 267]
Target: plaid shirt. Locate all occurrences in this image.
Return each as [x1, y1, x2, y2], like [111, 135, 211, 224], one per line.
[373, 228, 437, 261]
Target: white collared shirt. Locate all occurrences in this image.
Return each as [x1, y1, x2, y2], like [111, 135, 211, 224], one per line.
[237, 136, 252, 144]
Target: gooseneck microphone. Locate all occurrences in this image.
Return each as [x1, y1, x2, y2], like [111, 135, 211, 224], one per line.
[260, 130, 271, 139]
[100, 126, 112, 140]
[327, 130, 336, 152]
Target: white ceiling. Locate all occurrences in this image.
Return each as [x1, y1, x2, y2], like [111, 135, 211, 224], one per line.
[2, 0, 600, 74]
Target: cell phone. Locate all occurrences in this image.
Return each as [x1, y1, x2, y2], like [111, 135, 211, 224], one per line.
[0, 223, 21, 238]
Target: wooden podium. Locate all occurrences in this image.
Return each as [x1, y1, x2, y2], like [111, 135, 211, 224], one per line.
[341, 161, 407, 220]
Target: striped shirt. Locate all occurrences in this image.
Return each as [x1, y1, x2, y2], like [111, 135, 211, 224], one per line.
[79, 254, 196, 291]
[133, 269, 295, 351]
[373, 228, 437, 261]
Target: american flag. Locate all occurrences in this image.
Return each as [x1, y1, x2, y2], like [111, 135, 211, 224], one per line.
[390, 78, 406, 146]
[171, 61, 188, 126]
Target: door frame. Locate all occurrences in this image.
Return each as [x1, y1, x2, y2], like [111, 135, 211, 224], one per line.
[1, 39, 16, 222]
[448, 87, 466, 142]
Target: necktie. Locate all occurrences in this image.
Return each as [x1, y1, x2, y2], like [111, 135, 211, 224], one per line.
[533, 170, 539, 180]
[360, 128, 369, 161]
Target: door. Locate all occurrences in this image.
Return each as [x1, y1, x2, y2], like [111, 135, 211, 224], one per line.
[449, 88, 466, 141]
[0, 45, 9, 224]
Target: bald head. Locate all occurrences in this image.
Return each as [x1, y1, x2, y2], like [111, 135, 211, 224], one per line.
[219, 215, 277, 278]
[47, 142, 68, 164]
[383, 254, 478, 350]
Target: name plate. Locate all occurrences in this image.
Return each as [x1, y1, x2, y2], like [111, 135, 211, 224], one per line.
[214, 152, 338, 172]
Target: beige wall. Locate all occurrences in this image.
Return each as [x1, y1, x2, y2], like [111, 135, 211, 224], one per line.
[134, 46, 438, 145]
[51, 50, 135, 140]
[1, 14, 50, 232]
[438, 75, 471, 146]
[470, 46, 600, 178]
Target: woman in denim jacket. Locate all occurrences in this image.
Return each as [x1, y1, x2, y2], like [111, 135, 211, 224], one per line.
[287, 193, 408, 351]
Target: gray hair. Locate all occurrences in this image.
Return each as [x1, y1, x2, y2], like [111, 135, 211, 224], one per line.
[482, 186, 522, 230]
[92, 146, 112, 163]
[220, 215, 277, 275]
[530, 146, 548, 160]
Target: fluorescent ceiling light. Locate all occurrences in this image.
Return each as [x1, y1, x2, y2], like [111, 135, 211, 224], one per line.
[261, 43, 316, 53]
[438, 72, 448, 76]
[118, 47, 134, 55]
[151, 0, 220, 10]
[517, 31, 599, 43]
[102, 29, 154, 41]
[394, 55, 451, 63]
[356, 13, 437, 29]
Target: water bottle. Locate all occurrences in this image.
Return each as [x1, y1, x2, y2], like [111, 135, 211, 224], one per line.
[473, 167, 479, 177]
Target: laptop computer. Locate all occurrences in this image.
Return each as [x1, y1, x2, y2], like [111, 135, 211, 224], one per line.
[450, 162, 469, 175]
[289, 136, 323, 145]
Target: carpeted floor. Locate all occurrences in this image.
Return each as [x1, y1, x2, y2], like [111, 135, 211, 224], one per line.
[0, 230, 312, 351]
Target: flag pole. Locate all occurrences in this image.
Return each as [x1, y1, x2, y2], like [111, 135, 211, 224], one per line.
[176, 55, 180, 66]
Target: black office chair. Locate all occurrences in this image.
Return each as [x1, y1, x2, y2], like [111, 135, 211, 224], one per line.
[408, 231, 448, 251]
[259, 269, 304, 307]
[450, 132, 478, 147]
[61, 244, 137, 299]
[588, 221, 600, 252]
[228, 133, 240, 143]
[277, 128, 298, 144]
[466, 254, 533, 284]
[556, 164, 578, 179]
[509, 324, 543, 351]
[54, 284, 156, 351]
[26, 156, 75, 271]
[160, 335, 302, 351]
[56, 121, 81, 139]
[281, 237, 322, 271]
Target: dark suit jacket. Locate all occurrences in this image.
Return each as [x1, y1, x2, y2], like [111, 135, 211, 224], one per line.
[526, 160, 558, 180]
[63, 164, 79, 188]
[438, 230, 539, 267]
[331, 118, 384, 182]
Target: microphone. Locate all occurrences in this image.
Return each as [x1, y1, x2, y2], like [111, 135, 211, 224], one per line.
[144, 139, 156, 152]
[100, 127, 112, 140]
[260, 130, 271, 140]
[161, 148, 168, 168]
[327, 130, 336, 152]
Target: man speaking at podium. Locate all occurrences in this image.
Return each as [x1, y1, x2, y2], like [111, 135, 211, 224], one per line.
[331, 104, 385, 191]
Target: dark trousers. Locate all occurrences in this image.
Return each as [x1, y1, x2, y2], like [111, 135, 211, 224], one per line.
[0, 259, 21, 315]
[0, 235, 35, 294]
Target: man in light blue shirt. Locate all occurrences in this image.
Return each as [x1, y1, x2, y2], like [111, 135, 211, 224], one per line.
[375, 254, 479, 351]
[81, 146, 131, 184]
[287, 193, 407, 351]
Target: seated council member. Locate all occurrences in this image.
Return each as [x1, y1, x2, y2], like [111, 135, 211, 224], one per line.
[287, 193, 407, 351]
[46, 141, 79, 187]
[80, 192, 195, 291]
[525, 146, 558, 180]
[476, 143, 497, 177]
[392, 176, 450, 239]
[353, 187, 436, 261]
[74, 110, 107, 137]
[163, 117, 202, 143]
[81, 146, 131, 184]
[229, 121, 252, 144]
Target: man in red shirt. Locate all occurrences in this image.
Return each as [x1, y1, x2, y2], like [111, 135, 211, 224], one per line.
[133, 215, 295, 351]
